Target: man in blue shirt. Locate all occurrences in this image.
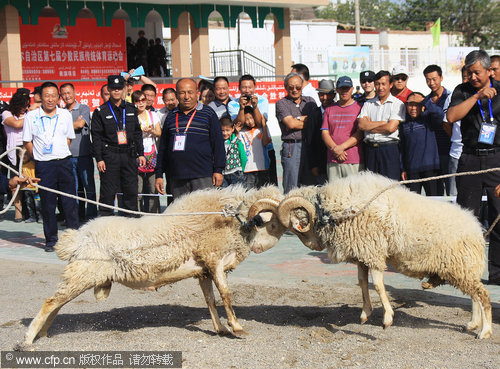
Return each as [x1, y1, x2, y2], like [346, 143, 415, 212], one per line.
[155, 78, 225, 199]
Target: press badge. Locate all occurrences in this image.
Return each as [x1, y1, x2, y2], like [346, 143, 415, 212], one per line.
[478, 123, 496, 145]
[173, 134, 186, 151]
[117, 130, 128, 145]
[42, 143, 53, 154]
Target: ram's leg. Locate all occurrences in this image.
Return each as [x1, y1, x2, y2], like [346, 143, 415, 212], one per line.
[198, 277, 231, 335]
[358, 263, 373, 324]
[211, 261, 246, 335]
[25, 278, 93, 344]
[471, 282, 492, 339]
[371, 269, 394, 329]
[466, 299, 481, 332]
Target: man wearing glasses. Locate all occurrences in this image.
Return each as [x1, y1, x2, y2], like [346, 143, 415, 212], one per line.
[391, 65, 413, 103]
[276, 72, 317, 193]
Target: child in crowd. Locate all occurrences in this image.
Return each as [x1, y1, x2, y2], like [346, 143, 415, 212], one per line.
[238, 106, 272, 189]
[20, 151, 40, 223]
[220, 117, 247, 187]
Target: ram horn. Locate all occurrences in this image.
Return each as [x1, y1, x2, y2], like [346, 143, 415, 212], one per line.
[248, 198, 281, 219]
[277, 196, 316, 233]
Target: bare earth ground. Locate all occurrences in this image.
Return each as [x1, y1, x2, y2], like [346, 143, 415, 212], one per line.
[0, 259, 499, 369]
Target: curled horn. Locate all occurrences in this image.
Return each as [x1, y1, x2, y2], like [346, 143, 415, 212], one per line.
[248, 198, 281, 218]
[277, 196, 316, 233]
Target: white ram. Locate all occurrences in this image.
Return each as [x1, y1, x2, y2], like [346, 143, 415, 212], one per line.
[24, 185, 286, 344]
[273, 172, 492, 339]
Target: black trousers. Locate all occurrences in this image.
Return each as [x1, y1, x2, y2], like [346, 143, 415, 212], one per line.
[456, 151, 500, 281]
[99, 150, 138, 216]
[364, 142, 401, 181]
[406, 169, 441, 196]
[35, 158, 79, 247]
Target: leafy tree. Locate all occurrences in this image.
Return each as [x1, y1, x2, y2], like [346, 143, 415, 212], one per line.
[317, 0, 500, 48]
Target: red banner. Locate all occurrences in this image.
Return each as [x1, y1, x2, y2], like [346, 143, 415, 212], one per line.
[0, 81, 319, 108]
[19, 17, 126, 81]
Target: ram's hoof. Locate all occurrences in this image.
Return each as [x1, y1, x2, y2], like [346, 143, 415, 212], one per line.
[233, 329, 248, 336]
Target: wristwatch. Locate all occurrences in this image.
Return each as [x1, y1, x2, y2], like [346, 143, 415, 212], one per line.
[296, 116, 302, 121]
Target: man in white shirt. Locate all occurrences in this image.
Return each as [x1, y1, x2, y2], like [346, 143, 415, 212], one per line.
[357, 70, 405, 180]
[23, 81, 79, 252]
[291, 63, 321, 107]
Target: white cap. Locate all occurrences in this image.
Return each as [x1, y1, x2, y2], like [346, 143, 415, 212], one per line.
[392, 65, 409, 76]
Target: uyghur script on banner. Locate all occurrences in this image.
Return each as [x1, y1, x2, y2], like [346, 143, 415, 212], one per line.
[19, 17, 126, 81]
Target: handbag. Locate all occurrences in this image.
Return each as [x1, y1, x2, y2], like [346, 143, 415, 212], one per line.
[138, 111, 158, 173]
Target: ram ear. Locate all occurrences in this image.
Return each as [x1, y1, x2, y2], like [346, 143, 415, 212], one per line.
[248, 199, 280, 219]
[277, 197, 315, 233]
[258, 211, 273, 223]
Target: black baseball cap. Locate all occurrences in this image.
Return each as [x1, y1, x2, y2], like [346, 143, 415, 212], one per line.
[107, 75, 125, 89]
[360, 71, 375, 83]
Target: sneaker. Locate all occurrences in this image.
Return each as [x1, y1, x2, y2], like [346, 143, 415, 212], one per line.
[25, 217, 36, 223]
[44, 245, 55, 252]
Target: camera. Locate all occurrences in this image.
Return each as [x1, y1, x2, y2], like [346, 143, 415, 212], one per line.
[242, 94, 252, 100]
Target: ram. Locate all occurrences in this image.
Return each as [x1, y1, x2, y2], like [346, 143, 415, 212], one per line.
[25, 185, 286, 344]
[274, 172, 492, 339]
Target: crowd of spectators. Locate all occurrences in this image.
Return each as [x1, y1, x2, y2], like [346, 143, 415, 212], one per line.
[0, 50, 499, 285]
[126, 30, 169, 77]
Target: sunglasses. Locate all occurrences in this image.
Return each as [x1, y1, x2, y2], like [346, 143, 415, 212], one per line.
[394, 75, 408, 82]
[134, 98, 147, 103]
[361, 79, 374, 84]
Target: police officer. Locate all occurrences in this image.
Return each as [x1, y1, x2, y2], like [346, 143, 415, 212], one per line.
[91, 75, 146, 216]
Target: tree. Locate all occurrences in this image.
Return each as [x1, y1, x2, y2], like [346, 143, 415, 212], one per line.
[317, 0, 500, 49]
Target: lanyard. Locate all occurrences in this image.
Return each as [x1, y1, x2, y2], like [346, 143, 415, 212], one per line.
[477, 82, 494, 124]
[40, 114, 59, 137]
[108, 102, 126, 130]
[175, 109, 197, 134]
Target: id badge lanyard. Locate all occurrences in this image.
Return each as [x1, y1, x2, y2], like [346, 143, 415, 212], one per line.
[40, 114, 59, 154]
[108, 102, 127, 144]
[477, 82, 496, 145]
[173, 109, 197, 151]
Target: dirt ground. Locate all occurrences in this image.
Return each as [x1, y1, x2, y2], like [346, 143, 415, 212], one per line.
[1, 259, 499, 369]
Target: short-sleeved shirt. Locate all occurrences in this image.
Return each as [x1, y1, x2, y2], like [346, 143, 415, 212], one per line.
[66, 101, 91, 157]
[302, 83, 321, 107]
[1, 110, 24, 165]
[23, 107, 75, 161]
[138, 110, 161, 153]
[449, 79, 500, 149]
[357, 94, 405, 143]
[276, 95, 316, 140]
[227, 94, 269, 121]
[393, 87, 413, 103]
[208, 97, 235, 119]
[321, 101, 363, 164]
[239, 126, 270, 172]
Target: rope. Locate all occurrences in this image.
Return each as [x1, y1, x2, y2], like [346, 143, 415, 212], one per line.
[2, 146, 500, 237]
[326, 168, 500, 239]
[0, 147, 236, 218]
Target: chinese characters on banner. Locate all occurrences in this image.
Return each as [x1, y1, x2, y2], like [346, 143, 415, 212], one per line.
[0, 81, 306, 108]
[19, 17, 127, 81]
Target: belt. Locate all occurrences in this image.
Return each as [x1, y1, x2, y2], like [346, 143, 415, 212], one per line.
[48, 156, 71, 162]
[462, 147, 500, 156]
[104, 144, 134, 153]
[365, 140, 398, 147]
[282, 139, 302, 143]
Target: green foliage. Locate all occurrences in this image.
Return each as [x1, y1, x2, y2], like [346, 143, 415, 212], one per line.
[316, 0, 500, 48]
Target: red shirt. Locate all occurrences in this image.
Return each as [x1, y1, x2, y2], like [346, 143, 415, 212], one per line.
[393, 87, 413, 103]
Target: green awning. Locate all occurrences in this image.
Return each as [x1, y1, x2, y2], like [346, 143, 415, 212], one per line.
[1, 2, 286, 30]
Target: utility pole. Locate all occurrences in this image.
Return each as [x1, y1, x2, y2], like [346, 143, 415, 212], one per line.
[354, 0, 361, 46]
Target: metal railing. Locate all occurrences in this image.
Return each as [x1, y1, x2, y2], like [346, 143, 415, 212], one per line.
[210, 49, 276, 80]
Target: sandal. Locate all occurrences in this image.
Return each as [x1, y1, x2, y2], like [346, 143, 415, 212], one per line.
[14, 218, 23, 223]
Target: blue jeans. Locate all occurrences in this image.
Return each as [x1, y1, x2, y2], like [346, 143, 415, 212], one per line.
[223, 170, 246, 188]
[71, 156, 97, 219]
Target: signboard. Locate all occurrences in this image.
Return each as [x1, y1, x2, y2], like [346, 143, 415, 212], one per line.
[19, 17, 126, 81]
[446, 47, 479, 75]
[328, 46, 370, 78]
[0, 81, 319, 108]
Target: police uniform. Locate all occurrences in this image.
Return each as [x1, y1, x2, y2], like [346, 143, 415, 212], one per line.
[91, 76, 144, 216]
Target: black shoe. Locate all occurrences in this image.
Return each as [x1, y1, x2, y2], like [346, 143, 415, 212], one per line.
[488, 278, 500, 286]
[44, 246, 55, 252]
[14, 218, 23, 223]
